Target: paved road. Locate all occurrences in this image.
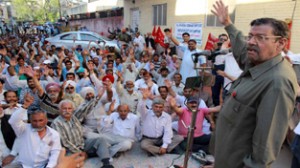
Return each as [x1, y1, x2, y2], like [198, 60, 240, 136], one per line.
[272, 143, 292, 168]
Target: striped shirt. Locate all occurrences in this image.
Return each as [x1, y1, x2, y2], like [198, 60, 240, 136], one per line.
[51, 115, 84, 153]
[39, 93, 60, 123]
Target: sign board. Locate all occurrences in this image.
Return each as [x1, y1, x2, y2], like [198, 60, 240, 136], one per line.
[175, 22, 203, 46]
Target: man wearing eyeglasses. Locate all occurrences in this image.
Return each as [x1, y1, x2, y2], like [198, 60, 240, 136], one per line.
[210, 1, 298, 168]
[62, 80, 84, 108]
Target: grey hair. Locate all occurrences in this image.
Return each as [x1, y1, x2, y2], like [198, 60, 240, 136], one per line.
[58, 99, 76, 110]
[152, 98, 165, 106]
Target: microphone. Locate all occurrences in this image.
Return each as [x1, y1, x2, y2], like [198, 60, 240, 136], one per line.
[210, 48, 231, 57]
[192, 50, 211, 64]
[192, 50, 211, 57]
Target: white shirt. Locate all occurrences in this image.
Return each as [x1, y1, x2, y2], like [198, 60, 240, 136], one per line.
[104, 112, 141, 141]
[171, 83, 185, 96]
[134, 79, 159, 108]
[133, 35, 146, 51]
[116, 82, 142, 114]
[47, 54, 59, 63]
[138, 100, 173, 148]
[0, 130, 10, 164]
[214, 54, 226, 65]
[223, 53, 243, 90]
[178, 43, 204, 83]
[1, 103, 22, 116]
[8, 108, 61, 168]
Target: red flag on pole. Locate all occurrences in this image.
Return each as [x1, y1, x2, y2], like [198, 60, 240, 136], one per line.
[285, 19, 292, 50]
[155, 26, 167, 48]
[152, 26, 157, 37]
[204, 33, 219, 50]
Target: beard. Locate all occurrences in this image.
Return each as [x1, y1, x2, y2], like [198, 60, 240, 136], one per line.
[126, 87, 134, 92]
[32, 126, 46, 132]
[48, 93, 59, 99]
[65, 92, 75, 97]
[85, 96, 95, 102]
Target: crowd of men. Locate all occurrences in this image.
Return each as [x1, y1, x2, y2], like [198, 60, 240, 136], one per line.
[0, 0, 299, 168]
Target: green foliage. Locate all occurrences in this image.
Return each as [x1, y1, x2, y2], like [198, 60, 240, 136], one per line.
[12, 0, 60, 22]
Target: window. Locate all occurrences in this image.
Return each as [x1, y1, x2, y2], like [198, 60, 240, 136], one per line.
[81, 34, 99, 41]
[206, 9, 236, 27]
[153, 4, 167, 26]
[60, 34, 76, 40]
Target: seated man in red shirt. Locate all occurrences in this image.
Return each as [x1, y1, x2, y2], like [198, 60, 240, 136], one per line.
[169, 96, 220, 153]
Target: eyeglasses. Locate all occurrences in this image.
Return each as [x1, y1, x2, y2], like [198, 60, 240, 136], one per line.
[219, 38, 228, 42]
[66, 87, 74, 90]
[244, 35, 282, 43]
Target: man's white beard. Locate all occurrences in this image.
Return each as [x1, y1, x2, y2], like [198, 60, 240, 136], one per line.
[126, 87, 134, 91]
[65, 92, 75, 97]
[48, 93, 59, 99]
[33, 126, 46, 132]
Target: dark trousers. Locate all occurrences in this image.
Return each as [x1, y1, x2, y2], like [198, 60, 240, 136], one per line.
[211, 64, 225, 106]
[180, 134, 211, 154]
[292, 135, 300, 168]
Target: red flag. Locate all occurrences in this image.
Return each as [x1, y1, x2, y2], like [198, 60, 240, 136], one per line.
[155, 26, 167, 48]
[285, 19, 292, 50]
[152, 26, 157, 37]
[204, 33, 219, 50]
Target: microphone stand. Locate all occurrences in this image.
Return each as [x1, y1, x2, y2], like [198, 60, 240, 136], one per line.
[182, 57, 212, 168]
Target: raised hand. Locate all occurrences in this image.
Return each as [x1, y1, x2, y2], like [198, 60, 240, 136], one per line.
[23, 93, 34, 109]
[211, 0, 232, 26]
[44, 66, 49, 76]
[174, 62, 180, 70]
[24, 66, 35, 78]
[1, 60, 5, 68]
[168, 97, 177, 107]
[149, 63, 155, 71]
[9, 59, 17, 67]
[167, 48, 171, 55]
[140, 88, 150, 100]
[97, 86, 105, 99]
[108, 99, 116, 113]
[18, 66, 25, 75]
[164, 79, 172, 88]
[116, 71, 123, 81]
[0, 47, 7, 56]
[56, 148, 85, 168]
[87, 62, 94, 71]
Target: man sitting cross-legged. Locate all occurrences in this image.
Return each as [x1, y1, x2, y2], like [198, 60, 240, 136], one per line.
[51, 99, 114, 168]
[137, 89, 184, 156]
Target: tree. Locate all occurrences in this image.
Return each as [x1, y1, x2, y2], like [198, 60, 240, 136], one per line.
[12, 0, 60, 22]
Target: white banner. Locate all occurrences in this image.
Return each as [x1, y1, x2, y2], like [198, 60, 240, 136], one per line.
[174, 22, 203, 46]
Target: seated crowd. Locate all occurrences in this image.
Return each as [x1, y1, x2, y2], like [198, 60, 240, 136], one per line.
[0, 31, 218, 168]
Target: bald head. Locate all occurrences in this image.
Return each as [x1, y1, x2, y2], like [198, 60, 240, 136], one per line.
[117, 104, 130, 120]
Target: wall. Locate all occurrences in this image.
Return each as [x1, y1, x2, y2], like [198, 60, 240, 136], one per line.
[124, 0, 300, 52]
[69, 16, 124, 37]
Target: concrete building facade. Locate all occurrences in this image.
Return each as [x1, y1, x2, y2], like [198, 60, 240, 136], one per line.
[123, 0, 300, 53]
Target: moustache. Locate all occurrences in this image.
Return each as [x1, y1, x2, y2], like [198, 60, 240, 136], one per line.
[48, 93, 59, 99]
[247, 45, 260, 53]
[62, 111, 72, 116]
[33, 126, 46, 132]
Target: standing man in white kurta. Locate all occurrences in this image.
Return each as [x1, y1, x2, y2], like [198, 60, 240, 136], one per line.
[166, 33, 205, 83]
